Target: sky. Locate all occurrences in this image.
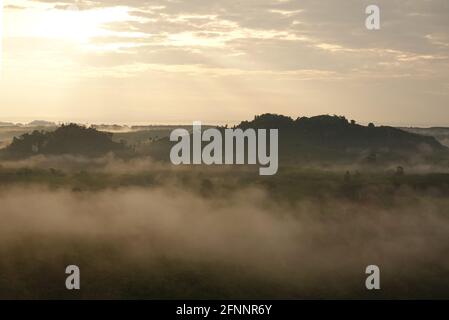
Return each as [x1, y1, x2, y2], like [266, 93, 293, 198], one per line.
[0, 0, 448, 126]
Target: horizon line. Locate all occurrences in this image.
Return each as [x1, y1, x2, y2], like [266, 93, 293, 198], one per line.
[1, 117, 449, 129]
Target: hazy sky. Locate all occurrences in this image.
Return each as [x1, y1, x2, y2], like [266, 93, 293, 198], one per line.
[0, 0, 448, 125]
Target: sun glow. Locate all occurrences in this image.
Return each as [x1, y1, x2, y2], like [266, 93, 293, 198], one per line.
[4, 5, 136, 43]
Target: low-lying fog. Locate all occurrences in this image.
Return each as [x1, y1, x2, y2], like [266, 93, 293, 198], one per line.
[0, 183, 447, 299]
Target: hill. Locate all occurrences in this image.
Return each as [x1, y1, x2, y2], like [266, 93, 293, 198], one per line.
[147, 114, 449, 165]
[0, 123, 130, 159]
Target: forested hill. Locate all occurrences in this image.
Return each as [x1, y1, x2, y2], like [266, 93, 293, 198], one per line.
[239, 114, 443, 150]
[236, 114, 447, 163]
[0, 124, 129, 158]
[147, 114, 448, 165]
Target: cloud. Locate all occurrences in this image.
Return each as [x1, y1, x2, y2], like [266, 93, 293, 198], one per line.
[2, 0, 448, 125]
[6, 0, 449, 79]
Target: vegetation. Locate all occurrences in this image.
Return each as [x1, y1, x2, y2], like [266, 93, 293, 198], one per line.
[0, 115, 448, 299]
[147, 113, 449, 165]
[1, 124, 131, 158]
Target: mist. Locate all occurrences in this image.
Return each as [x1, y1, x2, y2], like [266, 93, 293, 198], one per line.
[0, 184, 447, 299]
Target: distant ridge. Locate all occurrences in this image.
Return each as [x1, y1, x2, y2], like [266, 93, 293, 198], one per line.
[27, 120, 57, 127]
[0, 122, 15, 127]
[400, 127, 449, 148]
